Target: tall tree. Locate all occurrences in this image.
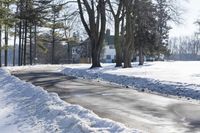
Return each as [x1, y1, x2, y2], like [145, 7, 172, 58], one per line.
[2, 0, 16, 66]
[4, 19, 8, 66]
[49, 4, 63, 64]
[13, 21, 17, 66]
[43, 1, 70, 64]
[0, 24, 1, 67]
[0, 2, 2, 67]
[134, 0, 157, 65]
[123, 0, 136, 68]
[154, 0, 181, 59]
[107, 0, 123, 67]
[77, 0, 106, 68]
[32, 0, 53, 64]
[17, 0, 25, 66]
[16, 0, 53, 65]
[29, 24, 33, 65]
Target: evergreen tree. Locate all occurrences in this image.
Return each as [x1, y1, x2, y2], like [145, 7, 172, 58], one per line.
[134, 0, 157, 65]
[43, 0, 69, 64]
[154, 0, 180, 59]
[49, 3, 63, 64]
[0, 0, 16, 66]
[16, 0, 53, 65]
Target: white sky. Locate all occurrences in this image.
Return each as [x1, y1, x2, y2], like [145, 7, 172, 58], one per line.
[169, 0, 200, 37]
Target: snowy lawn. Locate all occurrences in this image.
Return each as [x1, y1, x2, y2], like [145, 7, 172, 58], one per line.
[0, 69, 141, 133]
[61, 61, 200, 100]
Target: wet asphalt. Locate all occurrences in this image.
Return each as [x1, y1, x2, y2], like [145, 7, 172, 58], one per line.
[12, 68, 200, 133]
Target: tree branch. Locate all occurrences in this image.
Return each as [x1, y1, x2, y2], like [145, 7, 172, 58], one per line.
[77, 0, 91, 37]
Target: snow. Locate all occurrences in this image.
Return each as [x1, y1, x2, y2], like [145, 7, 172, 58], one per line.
[0, 68, 141, 133]
[61, 61, 200, 100]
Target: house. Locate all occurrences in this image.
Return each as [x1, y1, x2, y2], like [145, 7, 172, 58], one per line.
[102, 29, 162, 63]
[70, 38, 91, 63]
[71, 29, 116, 63]
[101, 29, 116, 63]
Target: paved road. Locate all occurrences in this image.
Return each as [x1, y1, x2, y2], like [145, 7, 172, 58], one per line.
[12, 68, 200, 133]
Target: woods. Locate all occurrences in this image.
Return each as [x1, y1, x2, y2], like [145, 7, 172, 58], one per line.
[0, 0, 194, 68]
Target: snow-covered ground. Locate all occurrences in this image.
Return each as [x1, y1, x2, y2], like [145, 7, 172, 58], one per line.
[61, 61, 200, 100]
[0, 69, 141, 133]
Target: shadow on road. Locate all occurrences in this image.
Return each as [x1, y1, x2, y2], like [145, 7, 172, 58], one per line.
[12, 71, 200, 133]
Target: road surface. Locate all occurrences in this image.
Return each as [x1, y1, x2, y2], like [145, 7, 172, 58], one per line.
[11, 67, 200, 133]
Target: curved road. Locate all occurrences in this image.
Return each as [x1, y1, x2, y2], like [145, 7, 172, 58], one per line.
[12, 68, 200, 133]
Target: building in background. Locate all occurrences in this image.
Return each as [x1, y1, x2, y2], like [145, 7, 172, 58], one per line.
[101, 29, 116, 63]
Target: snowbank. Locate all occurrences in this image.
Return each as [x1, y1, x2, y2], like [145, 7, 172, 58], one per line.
[0, 69, 141, 133]
[61, 61, 200, 100]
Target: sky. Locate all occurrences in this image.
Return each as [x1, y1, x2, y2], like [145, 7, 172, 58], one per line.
[169, 0, 200, 37]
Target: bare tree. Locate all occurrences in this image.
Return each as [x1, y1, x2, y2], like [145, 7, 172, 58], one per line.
[107, 0, 123, 67]
[77, 0, 106, 68]
[123, 0, 136, 68]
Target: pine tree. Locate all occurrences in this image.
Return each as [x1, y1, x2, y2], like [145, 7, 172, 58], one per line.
[154, 0, 180, 59]
[134, 0, 157, 65]
[32, 0, 53, 64]
[1, 0, 16, 66]
[42, 0, 69, 64]
[16, 0, 53, 65]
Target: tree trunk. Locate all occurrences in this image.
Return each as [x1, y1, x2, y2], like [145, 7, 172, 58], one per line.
[77, 0, 106, 69]
[4, 25, 8, 66]
[0, 24, 1, 67]
[139, 45, 144, 65]
[123, 0, 135, 68]
[107, 0, 123, 67]
[52, 28, 55, 64]
[23, 20, 28, 65]
[30, 26, 32, 65]
[123, 26, 134, 68]
[21, 22, 24, 66]
[52, 13, 56, 64]
[33, 23, 37, 64]
[18, 21, 22, 66]
[91, 0, 106, 68]
[91, 40, 101, 68]
[121, 9, 125, 65]
[124, 47, 132, 68]
[13, 24, 17, 66]
[114, 20, 122, 67]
